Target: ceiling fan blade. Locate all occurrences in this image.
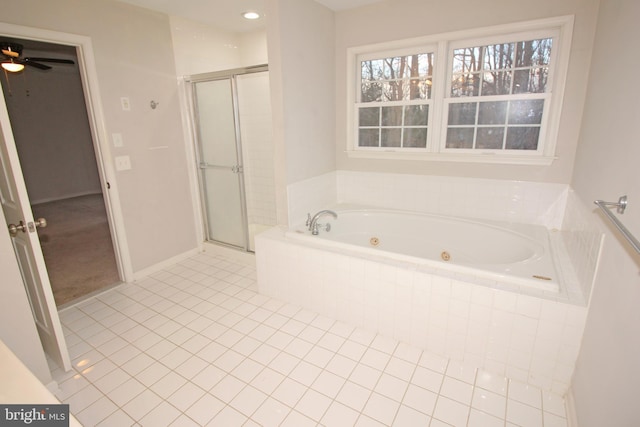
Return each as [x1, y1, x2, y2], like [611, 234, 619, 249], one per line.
[24, 57, 75, 65]
[22, 59, 52, 70]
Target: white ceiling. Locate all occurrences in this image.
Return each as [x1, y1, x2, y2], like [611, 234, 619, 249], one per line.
[113, 0, 385, 33]
[313, 0, 385, 11]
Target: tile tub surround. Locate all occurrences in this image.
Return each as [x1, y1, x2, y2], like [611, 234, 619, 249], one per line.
[287, 171, 569, 230]
[560, 190, 606, 301]
[287, 172, 603, 299]
[51, 248, 569, 426]
[256, 228, 588, 395]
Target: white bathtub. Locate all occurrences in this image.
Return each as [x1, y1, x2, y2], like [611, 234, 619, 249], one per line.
[288, 208, 561, 293]
[256, 206, 586, 393]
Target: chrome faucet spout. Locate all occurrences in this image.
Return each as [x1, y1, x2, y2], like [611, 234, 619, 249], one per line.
[308, 210, 338, 235]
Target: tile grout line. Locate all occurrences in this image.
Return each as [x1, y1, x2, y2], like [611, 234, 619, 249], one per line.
[58, 257, 262, 424]
[427, 358, 449, 427]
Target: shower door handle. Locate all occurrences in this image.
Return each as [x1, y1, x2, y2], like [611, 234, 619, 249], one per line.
[199, 162, 243, 173]
[199, 162, 228, 170]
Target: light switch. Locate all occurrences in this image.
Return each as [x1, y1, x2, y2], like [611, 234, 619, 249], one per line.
[112, 133, 123, 147]
[115, 155, 131, 171]
[120, 97, 131, 111]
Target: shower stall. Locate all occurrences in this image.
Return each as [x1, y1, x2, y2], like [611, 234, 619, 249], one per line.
[186, 65, 276, 252]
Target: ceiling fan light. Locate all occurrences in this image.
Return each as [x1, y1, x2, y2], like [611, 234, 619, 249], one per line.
[242, 11, 261, 20]
[1, 61, 24, 72]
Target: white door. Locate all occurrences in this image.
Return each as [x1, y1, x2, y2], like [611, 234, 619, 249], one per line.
[0, 85, 71, 371]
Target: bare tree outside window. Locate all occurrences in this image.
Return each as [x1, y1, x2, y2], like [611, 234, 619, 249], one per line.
[358, 52, 434, 148]
[446, 37, 553, 151]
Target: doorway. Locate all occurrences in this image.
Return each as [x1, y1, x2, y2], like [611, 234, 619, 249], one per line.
[0, 37, 120, 307]
[187, 66, 277, 252]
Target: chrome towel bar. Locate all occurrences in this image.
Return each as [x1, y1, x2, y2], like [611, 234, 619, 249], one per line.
[594, 195, 640, 254]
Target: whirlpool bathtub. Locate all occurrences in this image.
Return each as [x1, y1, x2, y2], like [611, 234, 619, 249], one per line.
[287, 208, 561, 292]
[255, 206, 585, 393]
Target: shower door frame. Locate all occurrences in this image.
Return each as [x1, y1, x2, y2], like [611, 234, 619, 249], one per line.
[185, 64, 268, 252]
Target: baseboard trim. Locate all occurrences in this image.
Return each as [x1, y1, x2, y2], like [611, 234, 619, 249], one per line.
[57, 281, 124, 311]
[45, 380, 60, 394]
[565, 387, 579, 427]
[31, 191, 103, 206]
[202, 242, 255, 265]
[132, 247, 201, 281]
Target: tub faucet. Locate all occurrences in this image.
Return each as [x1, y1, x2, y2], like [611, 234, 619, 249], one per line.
[306, 210, 338, 235]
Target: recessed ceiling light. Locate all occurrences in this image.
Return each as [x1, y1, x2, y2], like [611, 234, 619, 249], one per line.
[242, 11, 261, 20]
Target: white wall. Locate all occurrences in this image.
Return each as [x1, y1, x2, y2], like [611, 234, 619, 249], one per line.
[266, 0, 336, 225]
[169, 15, 268, 76]
[0, 207, 51, 384]
[569, 0, 640, 425]
[265, 0, 288, 226]
[239, 30, 269, 67]
[265, 0, 336, 224]
[237, 71, 277, 230]
[169, 15, 242, 76]
[1, 0, 199, 273]
[334, 0, 600, 184]
[0, 46, 102, 204]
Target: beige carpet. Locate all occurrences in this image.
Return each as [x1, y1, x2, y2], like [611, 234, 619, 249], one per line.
[32, 194, 120, 307]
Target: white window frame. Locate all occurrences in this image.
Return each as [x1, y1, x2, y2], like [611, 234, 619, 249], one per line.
[346, 16, 574, 165]
[356, 45, 437, 152]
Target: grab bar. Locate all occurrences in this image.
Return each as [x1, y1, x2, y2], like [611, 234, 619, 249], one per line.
[594, 195, 640, 254]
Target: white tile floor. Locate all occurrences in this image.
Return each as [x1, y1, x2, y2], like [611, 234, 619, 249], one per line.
[51, 249, 569, 427]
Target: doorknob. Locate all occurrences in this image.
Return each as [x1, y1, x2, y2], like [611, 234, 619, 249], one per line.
[8, 221, 26, 236]
[8, 218, 47, 237]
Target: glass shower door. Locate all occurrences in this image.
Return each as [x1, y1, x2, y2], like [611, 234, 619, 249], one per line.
[193, 78, 247, 249]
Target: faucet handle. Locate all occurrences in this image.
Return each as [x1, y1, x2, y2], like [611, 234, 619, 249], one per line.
[305, 213, 311, 227]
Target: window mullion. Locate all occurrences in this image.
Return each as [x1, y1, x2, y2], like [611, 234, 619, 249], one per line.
[477, 46, 485, 97]
[502, 101, 510, 150]
[431, 41, 449, 153]
[400, 106, 405, 148]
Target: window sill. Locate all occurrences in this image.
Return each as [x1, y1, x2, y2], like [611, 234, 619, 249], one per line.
[345, 150, 556, 166]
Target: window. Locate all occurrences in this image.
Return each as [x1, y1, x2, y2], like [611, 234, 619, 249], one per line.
[445, 37, 552, 152]
[358, 51, 434, 149]
[347, 17, 573, 165]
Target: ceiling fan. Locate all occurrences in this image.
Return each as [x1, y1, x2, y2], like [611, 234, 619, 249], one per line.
[1, 42, 75, 72]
